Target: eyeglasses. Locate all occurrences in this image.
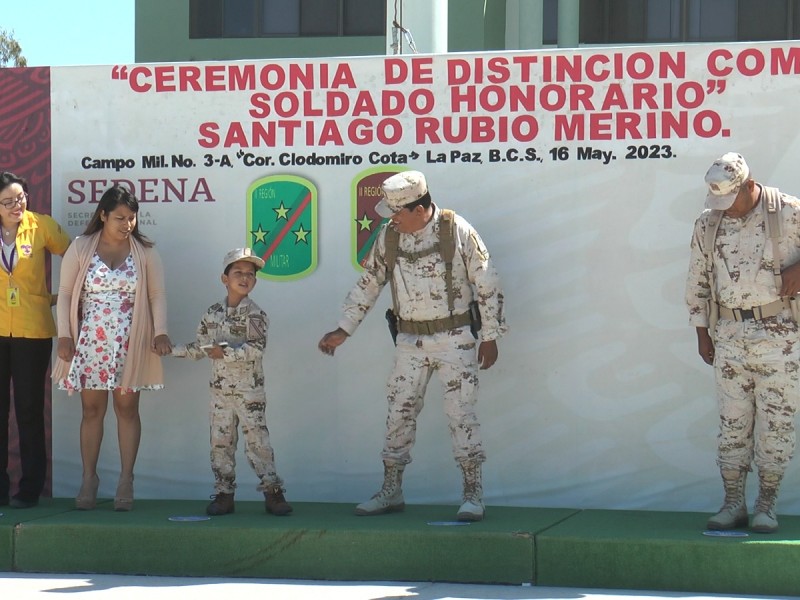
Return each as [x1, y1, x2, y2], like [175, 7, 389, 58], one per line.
[0, 192, 27, 209]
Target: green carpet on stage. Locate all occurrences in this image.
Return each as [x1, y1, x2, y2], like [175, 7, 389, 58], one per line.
[0, 499, 76, 571]
[536, 509, 800, 597]
[2, 498, 800, 596]
[10, 500, 573, 582]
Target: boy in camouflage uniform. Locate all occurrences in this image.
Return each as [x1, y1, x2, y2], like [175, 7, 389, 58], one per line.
[686, 153, 800, 533]
[172, 248, 291, 516]
[319, 171, 507, 522]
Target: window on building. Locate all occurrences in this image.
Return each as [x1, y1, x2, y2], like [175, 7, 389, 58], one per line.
[686, 0, 736, 42]
[344, 0, 386, 35]
[543, 0, 559, 45]
[737, 0, 789, 40]
[300, 0, 339, 35]
[796, 0, 800, 36]
[261, 0, 299, 35]
[579, 0, 800, 43]
[646, 0, 681, 42]
[190, 0, 386, 38]
[190, 0, 223, 37]
[224, 0, 258, 37]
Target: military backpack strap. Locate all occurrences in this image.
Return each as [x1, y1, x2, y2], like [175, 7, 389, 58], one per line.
[438, 209, 457, 314]
[384, 225, 401, 314]
[384, 225, 399, 274]
[762, 186, 783, 292]
[383, 208, 459, 317]
[701, 209, 723, 336]
[703, 210, 723, 288]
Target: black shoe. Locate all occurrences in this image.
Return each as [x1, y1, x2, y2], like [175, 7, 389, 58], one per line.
[10, 495, 38, 509]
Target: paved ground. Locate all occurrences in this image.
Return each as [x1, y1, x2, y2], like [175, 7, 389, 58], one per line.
[0, 573, 793, 600]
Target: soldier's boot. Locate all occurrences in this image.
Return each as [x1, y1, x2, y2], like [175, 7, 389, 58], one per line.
[264, 484, 293, 516]
[751, 471, 782, 534]
[707, 468, 748, 530]
[206, 492, 235, 516]
[456, 461, 485, 522]
[354, 462, 405, 516]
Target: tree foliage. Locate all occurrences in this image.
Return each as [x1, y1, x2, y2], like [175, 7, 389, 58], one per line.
[0, 28, 27, 67]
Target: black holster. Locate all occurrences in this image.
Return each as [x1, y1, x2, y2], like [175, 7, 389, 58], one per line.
[469, 301, 482, 339]
[385, 309, 398, 345]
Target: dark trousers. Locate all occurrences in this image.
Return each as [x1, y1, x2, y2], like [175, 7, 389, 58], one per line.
[0, 336, 52, 501]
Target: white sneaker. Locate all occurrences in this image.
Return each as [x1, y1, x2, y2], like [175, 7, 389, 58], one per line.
[456, 498, 484, 522]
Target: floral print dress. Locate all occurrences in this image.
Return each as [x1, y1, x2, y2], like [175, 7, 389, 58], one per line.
[59, 253, 161, 393]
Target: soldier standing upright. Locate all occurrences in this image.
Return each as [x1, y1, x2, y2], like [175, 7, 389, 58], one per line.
[318, 171, 507, 521]
[686, 152, 800, 533]
[172, 248, 292, 517]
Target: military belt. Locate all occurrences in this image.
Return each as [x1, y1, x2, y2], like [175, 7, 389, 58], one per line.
[397, 311, 472, 335]
[717, 298, 790, 322]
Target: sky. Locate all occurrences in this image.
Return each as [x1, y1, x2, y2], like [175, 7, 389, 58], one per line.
[1, 0, 134, 67]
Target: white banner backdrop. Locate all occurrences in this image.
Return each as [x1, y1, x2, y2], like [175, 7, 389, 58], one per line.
[48, 41, 800, 512]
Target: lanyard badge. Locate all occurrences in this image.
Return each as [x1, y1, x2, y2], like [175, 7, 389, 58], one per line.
[2, 244, 18, 307]
[6, 286, 19, 307]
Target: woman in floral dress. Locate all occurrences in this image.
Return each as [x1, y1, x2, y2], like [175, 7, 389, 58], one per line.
[53, 185, 172, 511]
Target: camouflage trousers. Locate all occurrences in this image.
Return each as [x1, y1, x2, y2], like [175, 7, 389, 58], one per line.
[714, 316, 800, 473]
[381, 327, 485, 466]
[209, 388, 282, 494]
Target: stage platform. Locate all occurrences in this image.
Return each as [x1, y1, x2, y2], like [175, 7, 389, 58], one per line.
[1, 499, 799, 597]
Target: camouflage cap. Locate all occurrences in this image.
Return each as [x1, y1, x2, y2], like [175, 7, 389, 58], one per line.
[375, 171, 428, 218]
[705, 152, 750, 210]
[223, 247, 265, 271]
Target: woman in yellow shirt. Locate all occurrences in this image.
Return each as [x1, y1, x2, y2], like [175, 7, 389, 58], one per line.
[0, 172, 70, 509]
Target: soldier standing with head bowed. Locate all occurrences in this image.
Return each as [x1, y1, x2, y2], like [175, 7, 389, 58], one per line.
[319, 170, 507, 521]
[686, 152, 800, 533]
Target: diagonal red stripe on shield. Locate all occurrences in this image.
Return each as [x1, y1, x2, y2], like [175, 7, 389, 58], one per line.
[260, 191, 312, 263]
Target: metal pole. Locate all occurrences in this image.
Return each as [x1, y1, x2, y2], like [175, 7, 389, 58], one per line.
[557, 0, 580, 48]
[431, 0, 448, 53]
[518, 0, 544, 49]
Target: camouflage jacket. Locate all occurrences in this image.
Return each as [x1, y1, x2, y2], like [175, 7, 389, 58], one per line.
[172, 296, 268, 390]
[686, 187, 800, 327]
[338, 204, 507, 341]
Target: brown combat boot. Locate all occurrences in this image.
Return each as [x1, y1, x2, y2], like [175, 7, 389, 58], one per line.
[206, 492, 235, 516]
[264, 484, 293, 516]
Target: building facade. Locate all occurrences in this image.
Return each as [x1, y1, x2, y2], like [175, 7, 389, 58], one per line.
[136, 0, 800, 63]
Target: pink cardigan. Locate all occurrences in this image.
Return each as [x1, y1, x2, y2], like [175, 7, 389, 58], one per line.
[52, 232, 169, 390]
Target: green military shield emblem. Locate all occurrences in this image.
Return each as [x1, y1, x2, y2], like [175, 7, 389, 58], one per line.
[351, 166, 405, 271]
[247, 175, 318, 281]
